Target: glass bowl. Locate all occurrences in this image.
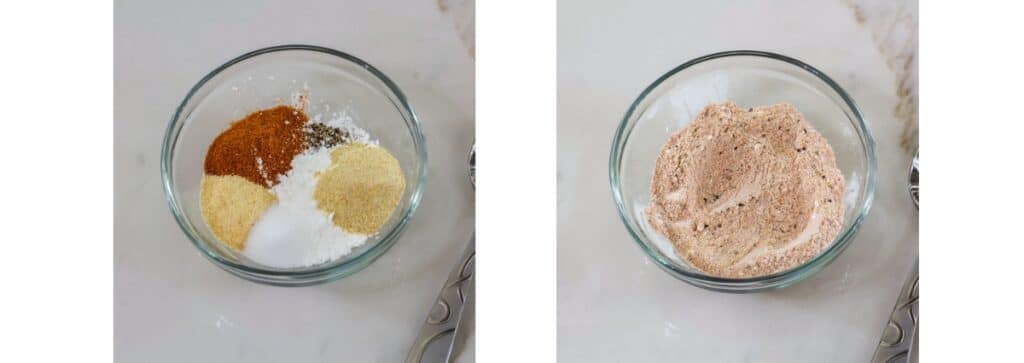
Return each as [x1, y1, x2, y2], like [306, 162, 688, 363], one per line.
[609, 50, 876, 293]
[162, 45, 427, 286]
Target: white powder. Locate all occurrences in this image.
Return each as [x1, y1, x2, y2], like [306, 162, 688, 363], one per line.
[292, 87, 370, 145]
[241, 87, 377, 268]
[310, 111, 374, 145]
[254, 157, 270, 186]
[243, 144, 371, 268]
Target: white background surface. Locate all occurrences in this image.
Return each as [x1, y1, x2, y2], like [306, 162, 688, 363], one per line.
[557, 1, 918, 362]
[114, 1, 475, 362]
[474, 1, 558, 362]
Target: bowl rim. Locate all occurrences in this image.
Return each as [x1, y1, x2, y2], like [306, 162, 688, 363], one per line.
[161, 44, 428, 282]
[609, 50, 877, 288]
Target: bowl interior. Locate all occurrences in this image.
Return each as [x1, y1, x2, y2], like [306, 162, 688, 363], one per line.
[165, 47, 424, 274]
[613, 52, 874, 281]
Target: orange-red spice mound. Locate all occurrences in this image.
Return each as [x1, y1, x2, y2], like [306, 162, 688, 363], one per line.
[204, 105, 308, 187]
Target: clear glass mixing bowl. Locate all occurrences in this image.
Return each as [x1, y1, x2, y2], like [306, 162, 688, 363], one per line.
[609, 50, 876, 292]
[162, 45, 427, 286]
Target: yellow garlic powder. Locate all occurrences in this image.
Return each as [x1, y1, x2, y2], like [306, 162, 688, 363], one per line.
[314, 143, 406, 235]
[200, 174, 276, 251]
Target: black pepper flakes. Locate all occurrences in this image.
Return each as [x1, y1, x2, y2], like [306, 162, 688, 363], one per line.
[304, 123, 350, 149]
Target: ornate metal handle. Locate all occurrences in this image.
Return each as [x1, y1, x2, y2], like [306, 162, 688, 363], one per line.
[871, 259, 919, 363]
[406, 235, 475, 363]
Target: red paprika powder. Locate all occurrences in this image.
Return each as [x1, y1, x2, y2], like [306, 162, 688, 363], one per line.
[204, 105, 308, 187]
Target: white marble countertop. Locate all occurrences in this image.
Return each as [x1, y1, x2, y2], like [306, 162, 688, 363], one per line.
[557, 1, 917, 362]
[114, 1, 475, 362]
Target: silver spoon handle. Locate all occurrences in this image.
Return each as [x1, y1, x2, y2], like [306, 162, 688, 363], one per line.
[871, 259, 919, 363]
[405, 235, 475, 363]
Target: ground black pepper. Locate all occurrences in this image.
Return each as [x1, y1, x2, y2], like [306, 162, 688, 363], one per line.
[304, 123, 350, 149]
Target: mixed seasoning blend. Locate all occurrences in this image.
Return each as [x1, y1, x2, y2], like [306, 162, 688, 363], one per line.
[646, 102, 845, 278]
[200, 93, 405, 268]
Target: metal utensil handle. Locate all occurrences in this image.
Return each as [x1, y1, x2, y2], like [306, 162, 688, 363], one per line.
[871, 259, 919, 363]
[444, 267, 474, 362]
[405, 235, 475, 363]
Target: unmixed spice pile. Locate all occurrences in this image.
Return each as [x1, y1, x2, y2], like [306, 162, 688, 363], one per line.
[200, 94, 405, 268]
[646, 102, 844, 278]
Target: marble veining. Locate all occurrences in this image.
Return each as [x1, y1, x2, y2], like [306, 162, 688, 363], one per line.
[845, 0, 919, 153]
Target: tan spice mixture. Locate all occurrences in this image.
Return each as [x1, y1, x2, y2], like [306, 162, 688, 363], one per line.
[646, 102, 844, 278]
[314, 143, 406, 235]
[199, 175, 276, 251]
